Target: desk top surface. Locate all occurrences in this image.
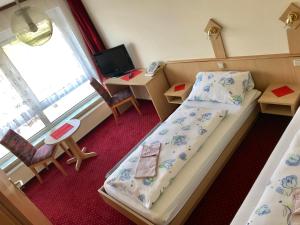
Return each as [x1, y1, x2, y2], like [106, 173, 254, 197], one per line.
[44, 119, 80, 144]
[104, 69, 154, 86]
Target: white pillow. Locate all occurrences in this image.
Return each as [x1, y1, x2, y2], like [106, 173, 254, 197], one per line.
[187, 71, 255, 105]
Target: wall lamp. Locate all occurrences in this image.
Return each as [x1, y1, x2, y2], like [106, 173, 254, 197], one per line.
[207, 26, 220, 39]
[286, 12, 299, 27]
[204, 19, 222, 40]
[280, 3, 300, 30]
[204, 18, 226, 58]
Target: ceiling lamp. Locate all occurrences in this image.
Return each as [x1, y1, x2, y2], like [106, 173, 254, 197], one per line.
[11, 0, 53, 46]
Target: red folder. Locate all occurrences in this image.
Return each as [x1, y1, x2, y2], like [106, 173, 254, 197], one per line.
[271, 85, 294, 97]
[121, 69, 143, 81]
[50, 123, 74, 139]
[174, 84, 185, 91]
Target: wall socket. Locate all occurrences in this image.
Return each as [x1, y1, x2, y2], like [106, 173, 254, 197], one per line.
[294, 59, 300, 67]
[217, 62, 225, 69]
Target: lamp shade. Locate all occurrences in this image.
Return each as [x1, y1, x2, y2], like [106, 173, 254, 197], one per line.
[11, 6, 53, 46]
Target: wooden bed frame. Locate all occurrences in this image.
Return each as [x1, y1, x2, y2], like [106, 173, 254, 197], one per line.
[99, 106, 259, 225]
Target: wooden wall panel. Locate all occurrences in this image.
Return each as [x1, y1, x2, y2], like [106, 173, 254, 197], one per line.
[164, 54, 300, 91]
[287, 29, 300, 54]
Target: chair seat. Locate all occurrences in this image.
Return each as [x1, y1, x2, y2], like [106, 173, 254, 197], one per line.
[31, 144, 55, 165]
[109, 88, 133, 106]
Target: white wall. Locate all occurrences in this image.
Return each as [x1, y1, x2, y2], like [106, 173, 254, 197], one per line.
[82, 0, 299, 67]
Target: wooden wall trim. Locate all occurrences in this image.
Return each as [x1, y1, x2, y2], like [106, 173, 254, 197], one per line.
[163, 53, 300, 92]
[167, 53, 300, 64]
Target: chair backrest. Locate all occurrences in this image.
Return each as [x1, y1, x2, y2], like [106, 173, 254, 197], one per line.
[90, 78, 112, 104]
[0, 129, 36, 166]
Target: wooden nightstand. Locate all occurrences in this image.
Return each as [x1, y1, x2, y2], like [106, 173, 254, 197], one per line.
[164, 83, 192, 104]
[258, 84, 300, 116]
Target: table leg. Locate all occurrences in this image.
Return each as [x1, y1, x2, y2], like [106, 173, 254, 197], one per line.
[64, 136, 97, 171]
[145, 70, 176, 121]
[58, 142, 73, 157]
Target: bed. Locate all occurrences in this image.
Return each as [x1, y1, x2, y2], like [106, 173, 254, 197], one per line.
[231, 103, 300, 225]
[99, 71, 261, 225]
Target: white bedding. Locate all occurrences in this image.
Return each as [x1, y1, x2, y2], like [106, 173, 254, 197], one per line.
[244, 130, 300, 225]
[105, 105, 227, 209]
[231, 101, 300, 225]
[102, 89, 261, 225]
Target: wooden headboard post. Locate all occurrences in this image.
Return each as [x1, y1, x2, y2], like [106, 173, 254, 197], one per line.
[204, 19, 227, 59]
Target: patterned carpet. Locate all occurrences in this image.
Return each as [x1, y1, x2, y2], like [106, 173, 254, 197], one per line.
[24, 101, 290, 225]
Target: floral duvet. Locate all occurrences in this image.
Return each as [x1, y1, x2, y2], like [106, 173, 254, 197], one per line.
[104, 103, 227, 209]
[247, 130, 300, 225]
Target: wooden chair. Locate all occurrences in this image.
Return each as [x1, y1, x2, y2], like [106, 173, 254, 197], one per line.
[0, 129, 67, 184]
[90, 77, 142, 123]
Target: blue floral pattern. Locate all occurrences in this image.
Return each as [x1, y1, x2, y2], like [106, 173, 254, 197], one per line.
[143, 177, 155, 186]
[219, 77, 234, 86]
[281, 175, 297, 189]
[119, 169, 132, 181]
[138, 194, 145, 202]
[188, 71, 254, 105]
[246, 131, 300, 225]
[172, 135, 187, 146]
[189, 112, 196, 117]
[159, 159, 176, 170]
[104, 104, 227, 209]
[198, 112, 212, 122]
[286, 154, 300, 166]
[182, 125, 191, 131]
[199, 127, 207, 135]
[255, 204, 271, 216]
[173, 117, 186, 125]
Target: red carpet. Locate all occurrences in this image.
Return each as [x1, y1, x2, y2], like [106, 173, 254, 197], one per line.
[24, 101, 290, 225]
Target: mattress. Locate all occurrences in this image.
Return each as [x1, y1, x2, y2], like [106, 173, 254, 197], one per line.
[231, 100, 300, 225]
[103, 89, 261, 225]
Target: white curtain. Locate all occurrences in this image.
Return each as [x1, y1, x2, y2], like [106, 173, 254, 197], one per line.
[0, 7, 95, 140]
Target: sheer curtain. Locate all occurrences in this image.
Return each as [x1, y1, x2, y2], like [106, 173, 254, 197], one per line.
[0, 7, 96, 145]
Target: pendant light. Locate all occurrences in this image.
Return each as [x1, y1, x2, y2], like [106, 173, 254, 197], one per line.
[11, 0, 53, 46]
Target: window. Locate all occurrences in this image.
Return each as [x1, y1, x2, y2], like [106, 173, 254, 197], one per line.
[0, 7, 96, 159]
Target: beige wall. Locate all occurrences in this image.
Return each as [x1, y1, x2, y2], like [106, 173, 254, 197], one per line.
[82, 0, 299, 67]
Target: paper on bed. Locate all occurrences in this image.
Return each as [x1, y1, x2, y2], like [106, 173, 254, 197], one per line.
[105, 104, 227, 209]
[135, 156, 158, 178]
[141, 142, 161, 157]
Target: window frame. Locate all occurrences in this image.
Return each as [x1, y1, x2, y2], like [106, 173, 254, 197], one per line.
[0, 7, 101, 163]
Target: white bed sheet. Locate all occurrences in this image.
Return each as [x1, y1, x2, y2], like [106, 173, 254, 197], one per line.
[104, 89, 261, 225]
[231, 98, 300, 225]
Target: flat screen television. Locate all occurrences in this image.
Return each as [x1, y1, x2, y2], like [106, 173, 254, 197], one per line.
[94, 44, 134, 78]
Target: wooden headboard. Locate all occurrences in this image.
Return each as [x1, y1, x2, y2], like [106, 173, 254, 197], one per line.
[164, 53, 300, 91]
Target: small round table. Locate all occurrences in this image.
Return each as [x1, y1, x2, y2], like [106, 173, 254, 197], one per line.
[44, 119, 97, 171]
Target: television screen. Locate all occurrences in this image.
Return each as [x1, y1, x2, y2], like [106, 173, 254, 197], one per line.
[94, 44, 134, 78]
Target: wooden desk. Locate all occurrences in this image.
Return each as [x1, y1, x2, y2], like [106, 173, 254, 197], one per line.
[105, 68, 176, 121]
[44, 119, 97, 171]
